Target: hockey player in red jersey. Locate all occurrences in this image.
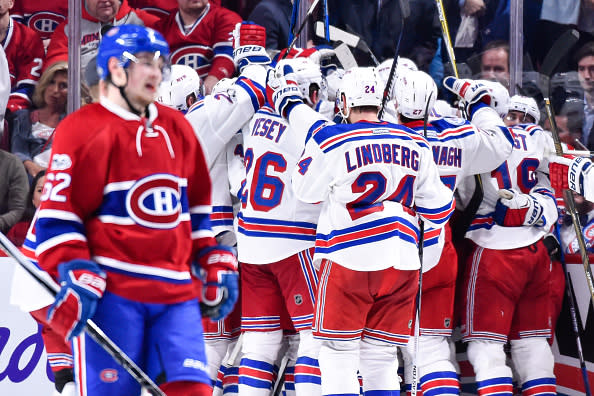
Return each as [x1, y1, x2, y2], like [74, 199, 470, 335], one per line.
[392, 72, 514, 396]
[267, 64, 455, 395]
[151, 0, 242, 94]
[1, 0, 44, 113]
[44, 0, 158, 84]
[35, 25, 238, 396]
[452, 82, 560, 395]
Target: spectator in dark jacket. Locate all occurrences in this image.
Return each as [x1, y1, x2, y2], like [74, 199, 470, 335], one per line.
[247, 0, 291, 51]
[0, 148, 28, 234]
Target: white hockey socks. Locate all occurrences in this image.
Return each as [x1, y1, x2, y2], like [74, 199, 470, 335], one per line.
[358, 338, 401, 394]
[318, 339, 361, 396]
[510, 338, 556, 396]
[467, 341, 513, 396]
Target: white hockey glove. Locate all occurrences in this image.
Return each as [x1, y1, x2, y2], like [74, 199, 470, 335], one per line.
[266, 63, 304, 117]
[549, 155, 592, 196]
[232, 22, 270, 73]
[443, 77, 491, 116]
[324, 68, 345, 102]
[493, 188, 544, 227]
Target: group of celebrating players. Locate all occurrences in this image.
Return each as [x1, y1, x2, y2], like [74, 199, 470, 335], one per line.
[17, 15, 594, 396]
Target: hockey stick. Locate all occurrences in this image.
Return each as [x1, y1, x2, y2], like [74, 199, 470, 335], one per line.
[411, 93, 432, 396]
[285, 0, 322, 56]
[553, 226, 593, 396]
[334, 42, 358, 70]
[378, 0, 410, 119]
[434, 0, 484, 242]
[345, 24, 380, 66]
[313, 22, 380, 66]
[541, 29, 594, 308]
[435, 0, 458, 78]
[0, 232, 166, 396]
[288, 0, 300, 47]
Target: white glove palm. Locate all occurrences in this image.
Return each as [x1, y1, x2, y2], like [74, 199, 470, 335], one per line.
[494, 189, 544, 227]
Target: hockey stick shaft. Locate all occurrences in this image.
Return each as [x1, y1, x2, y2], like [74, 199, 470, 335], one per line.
[434, 0, 458, 77]
[285, 0, 322, 55]
[554, 225, 593, 396]
[0, 232, 165, 396]
[411, 93, 432, 396]
[541, 28, 594, 307]
[378, 0, 409, 118]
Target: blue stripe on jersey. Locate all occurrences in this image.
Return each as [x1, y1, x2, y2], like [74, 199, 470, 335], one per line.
[237, 213, 317, 241]
[315, 216, 419, 254]
[213, 42, 233, 58]
[99, 185, 190, 219]
[306, 119, 328, 144]
[499, 125, 515, 146]
[36, 217, 86, 245]
[236, 76, 266, 112]
[416, 200, 455, 225]
[191, 212, 212, 233]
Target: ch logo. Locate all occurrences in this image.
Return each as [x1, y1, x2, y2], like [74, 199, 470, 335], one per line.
[126, 174, 184, 229]
[171, 46, 209, 71]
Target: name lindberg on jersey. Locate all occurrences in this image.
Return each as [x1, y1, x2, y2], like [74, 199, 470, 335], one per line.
[345, 143, 420, 172]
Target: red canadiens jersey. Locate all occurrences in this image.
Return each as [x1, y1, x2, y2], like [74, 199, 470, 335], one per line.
[44, 0, 159, 75]
[128, 0, 178, 17]
[11, 0, 68, 40]
[35, 100, 216, 304]
[3, 18, 44, 111]
[151, 3, 241, 80]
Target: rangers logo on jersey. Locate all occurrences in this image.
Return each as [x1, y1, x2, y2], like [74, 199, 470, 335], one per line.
[28, 12, 65, 38]
[126, 174, 184, 229]
[170, 45, 211, 75]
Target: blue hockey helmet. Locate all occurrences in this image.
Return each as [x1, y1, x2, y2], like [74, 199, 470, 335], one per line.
[96, 24, 170, 80]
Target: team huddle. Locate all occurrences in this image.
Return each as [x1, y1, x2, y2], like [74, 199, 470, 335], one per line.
[20, 20, 591, 396]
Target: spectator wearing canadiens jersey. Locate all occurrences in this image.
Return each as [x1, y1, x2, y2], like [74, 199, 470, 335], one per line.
[10, 0, 68, 46]
[128, 0, 178, 17]
[267, 64, 455, 395]
[151, 0, 242, 94]
[35, 25, 238, 396]
[44, 0, 159, 84]
[0, 0, 44, 114]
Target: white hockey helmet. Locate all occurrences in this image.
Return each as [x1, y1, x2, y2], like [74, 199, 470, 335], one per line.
[276, 58, 324, 107]
[394, 70, 437, 120]
[337, 67, 382, 119]
[509, 94, 540, 124]
[476, 79, 510, 118]
[211, 77, 238, 96]
[376, 57, 418, 85]
[156, 64, 203, 112]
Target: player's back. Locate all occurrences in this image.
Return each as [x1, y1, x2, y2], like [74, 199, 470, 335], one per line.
[460, 123, 557, 249]
[406, 116, 514, 270]
[237, 106, 320, 264]
[292, 120, 454, 272]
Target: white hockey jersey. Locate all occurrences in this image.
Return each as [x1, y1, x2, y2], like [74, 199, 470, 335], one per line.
[236, 105, 323, 264]
[185, 72, 266, 168]
[458, 123, 558, 249]
[209, 133, 244, 237]
[404, 107, 514, 271]
[290, 105, 455, 271]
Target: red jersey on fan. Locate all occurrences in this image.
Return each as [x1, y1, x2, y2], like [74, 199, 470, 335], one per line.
[10, 0, 68, 40]
[3, 18, 44, 111]
[151, 3, 241, 80]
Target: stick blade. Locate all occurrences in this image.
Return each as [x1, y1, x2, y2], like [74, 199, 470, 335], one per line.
[315, 21, 361, 48]
[334, 42, 358, 70]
